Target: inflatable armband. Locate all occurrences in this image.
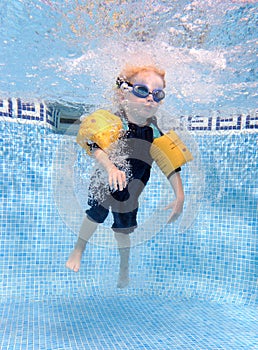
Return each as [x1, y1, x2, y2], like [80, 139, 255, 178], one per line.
[76, 109, 123, 155]
[150, 130, 193, 178]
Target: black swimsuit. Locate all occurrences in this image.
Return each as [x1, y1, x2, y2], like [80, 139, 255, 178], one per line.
[86, 121, 159, 234]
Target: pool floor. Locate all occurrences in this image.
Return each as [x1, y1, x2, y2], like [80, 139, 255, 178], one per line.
[0, 295, 257, 350]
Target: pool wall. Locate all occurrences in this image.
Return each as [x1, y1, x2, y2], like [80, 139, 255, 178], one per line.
[1, 98, 257, 306]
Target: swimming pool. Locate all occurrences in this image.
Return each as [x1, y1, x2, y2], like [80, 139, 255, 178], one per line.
[0, 1, 257, 349]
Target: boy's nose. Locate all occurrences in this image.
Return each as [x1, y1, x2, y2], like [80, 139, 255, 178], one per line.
[146, 93, 154, 102]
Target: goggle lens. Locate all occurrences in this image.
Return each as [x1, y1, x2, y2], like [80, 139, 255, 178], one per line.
[153, 89, 166, 102]
[133, 85, 149, 97]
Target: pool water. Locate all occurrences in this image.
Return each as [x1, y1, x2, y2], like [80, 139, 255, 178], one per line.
[0, 1, 257, 349]
[0, 117, 257, 349]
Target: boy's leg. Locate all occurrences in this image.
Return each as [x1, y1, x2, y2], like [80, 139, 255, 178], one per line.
[114, 232, 131, 288]
[66, 216, 98, 272]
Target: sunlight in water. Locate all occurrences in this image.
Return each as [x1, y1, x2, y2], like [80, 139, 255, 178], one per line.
[0, 0, 257, 113]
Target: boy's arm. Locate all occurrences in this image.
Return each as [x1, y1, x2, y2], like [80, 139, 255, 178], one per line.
[93, 148, 127, 191]
[165, 172, 185, 223]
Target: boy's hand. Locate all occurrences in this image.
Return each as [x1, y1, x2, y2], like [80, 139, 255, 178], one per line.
[164, 197, 184, 223]
[108, 166, 127, 191]
[93, 149, 127, 191]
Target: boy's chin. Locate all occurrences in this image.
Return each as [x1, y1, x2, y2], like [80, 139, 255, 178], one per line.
[130, 103, 158, 117]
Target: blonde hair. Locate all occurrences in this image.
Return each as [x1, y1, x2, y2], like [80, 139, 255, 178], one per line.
[118, 64, 166, 87]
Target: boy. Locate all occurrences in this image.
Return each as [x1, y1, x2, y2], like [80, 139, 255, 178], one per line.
[66, 65, 185, 288]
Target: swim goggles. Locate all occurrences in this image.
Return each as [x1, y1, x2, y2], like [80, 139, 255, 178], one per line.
[116, 77, 165, 103]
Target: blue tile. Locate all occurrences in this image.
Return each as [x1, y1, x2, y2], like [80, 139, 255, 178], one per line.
[0, 117, 257, 348]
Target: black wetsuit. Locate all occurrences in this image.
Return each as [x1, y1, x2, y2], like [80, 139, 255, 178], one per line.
[86, 120, 159, 234]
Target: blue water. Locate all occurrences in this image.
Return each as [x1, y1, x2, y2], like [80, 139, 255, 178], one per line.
[0, 1, 258, 349]
[0, 1, 257, 110]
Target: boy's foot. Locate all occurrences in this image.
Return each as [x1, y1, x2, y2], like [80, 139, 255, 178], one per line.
[117, 267, 129, 289]
[65, 249, 83, 272]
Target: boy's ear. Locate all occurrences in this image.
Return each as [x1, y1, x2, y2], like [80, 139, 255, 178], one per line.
[116, 88, 126, 102]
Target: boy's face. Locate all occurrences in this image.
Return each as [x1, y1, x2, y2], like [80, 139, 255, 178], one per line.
[121, 71, 165, 126]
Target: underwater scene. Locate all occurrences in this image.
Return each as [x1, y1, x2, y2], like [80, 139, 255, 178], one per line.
[0, 1, 257, 349]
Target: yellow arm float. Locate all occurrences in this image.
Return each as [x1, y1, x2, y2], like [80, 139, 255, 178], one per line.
[76, 109, 123, 155]
[150, 130, 193, 178]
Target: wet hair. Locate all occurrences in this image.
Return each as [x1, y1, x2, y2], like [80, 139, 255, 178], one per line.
[117, 64, 166, 88]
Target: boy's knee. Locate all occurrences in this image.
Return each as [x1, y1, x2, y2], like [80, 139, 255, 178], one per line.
[114, 232, 130, 248]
